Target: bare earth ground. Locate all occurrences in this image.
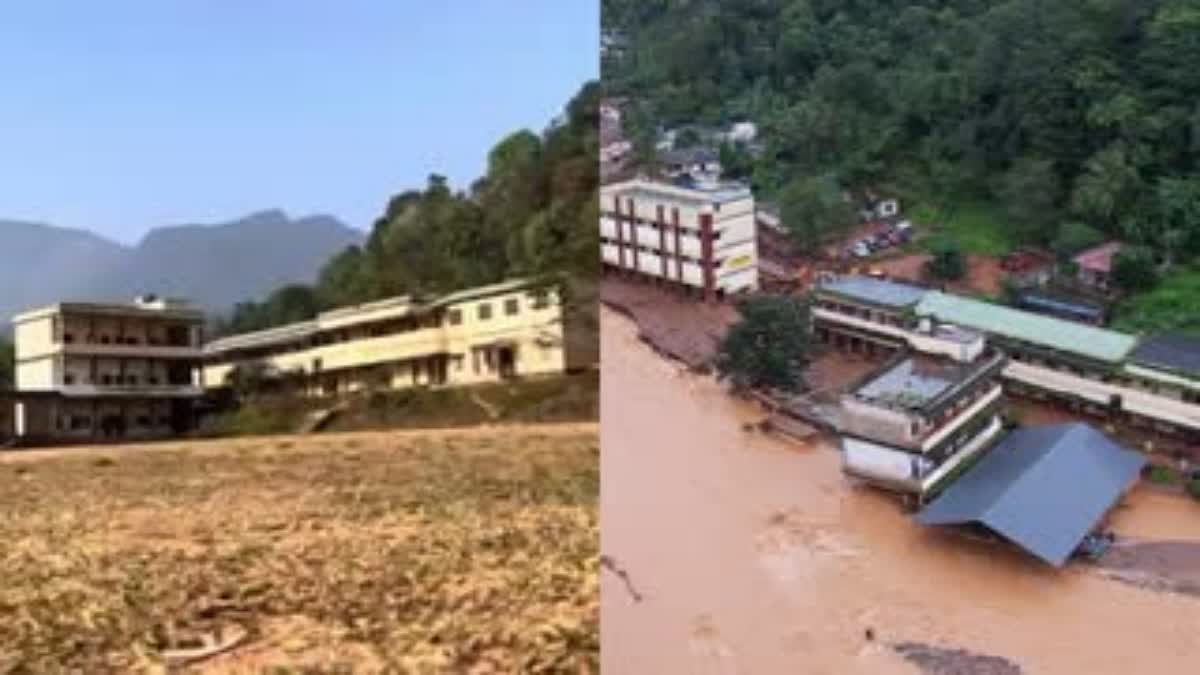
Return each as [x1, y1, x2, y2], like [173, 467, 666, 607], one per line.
[875, 253, 1006, 297]
[601, 307, 1200, 674]
[0, 424, 599, 673]
[600, 275, 737, 369]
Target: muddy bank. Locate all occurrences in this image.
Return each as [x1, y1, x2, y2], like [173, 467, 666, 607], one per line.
[601, 306, 1200, 674]
[600, 276, 736, 369]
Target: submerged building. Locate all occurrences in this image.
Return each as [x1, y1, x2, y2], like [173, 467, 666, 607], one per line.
[10, 296, 205, 443]
[814, 275, 1200, 438]
[599, 178, 759, 300]
[839, 341, 1008, 499]
[917, 423, 1145, 567]
[203, 278, 591, 397]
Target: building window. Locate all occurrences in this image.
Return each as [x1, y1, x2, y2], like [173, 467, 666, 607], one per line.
[478, 303, 493, 321]
[448, 309, 463, 326]
[64, 374, 75, 385]
[505, 298, 520, 316]
[531, 290, 550, 310]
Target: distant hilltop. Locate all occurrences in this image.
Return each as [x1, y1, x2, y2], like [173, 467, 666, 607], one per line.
[0, 210, 364, 324]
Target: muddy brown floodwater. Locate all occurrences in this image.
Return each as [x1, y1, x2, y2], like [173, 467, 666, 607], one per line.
[600, 308, 1200, 674]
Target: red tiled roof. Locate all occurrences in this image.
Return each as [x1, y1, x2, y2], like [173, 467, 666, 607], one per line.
[1073, 241, 1123, 273]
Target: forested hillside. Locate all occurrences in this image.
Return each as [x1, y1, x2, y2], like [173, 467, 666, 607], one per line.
[604, 0, 1200, 330]
[219, 81, 600, 338]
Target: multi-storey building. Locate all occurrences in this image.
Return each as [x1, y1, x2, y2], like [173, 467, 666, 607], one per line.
[839, 345, 1008, 499]
[10, 296, 205, 442]
[202, 279, 590, 396]
[814, 274, 1200, 438]
[599, 178, 759, 300]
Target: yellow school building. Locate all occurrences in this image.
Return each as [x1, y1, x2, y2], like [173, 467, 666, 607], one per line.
[202, 278, 592, 396]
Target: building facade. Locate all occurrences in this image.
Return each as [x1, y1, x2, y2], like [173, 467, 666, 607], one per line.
[203, 279, 588, 397]
[1073, 241, 1123, 291]
[11, 297, 205, 442]
[599, 178, 759, 300]
[839, 347, 1009, 499]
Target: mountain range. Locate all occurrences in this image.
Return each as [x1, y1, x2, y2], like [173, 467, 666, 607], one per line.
[0, 210, 363, 326]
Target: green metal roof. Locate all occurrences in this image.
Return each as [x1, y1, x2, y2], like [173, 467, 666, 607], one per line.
[916, 291, 1137, 364]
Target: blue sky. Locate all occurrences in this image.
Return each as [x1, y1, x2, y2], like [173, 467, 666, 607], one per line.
[0, 1, 598, 244]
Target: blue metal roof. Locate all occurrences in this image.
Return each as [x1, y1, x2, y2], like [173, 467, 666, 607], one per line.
[818, 277, 930, 309]
[1129, 333, 1200, 378]
[1018, 293, 1103, 321]
[916, 424, 1145, 567]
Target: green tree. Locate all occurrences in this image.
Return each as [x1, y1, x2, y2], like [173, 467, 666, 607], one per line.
[0, 337, 13, 388]
[674, 127, 702, 147]
[1070, 144, 1143, 229]
[927, 237, 967, 281]
[779, 174, 855, 250]
[719, 141, 754, 180]
[995, 157, 1062, 244]
[1112, 245, 1158, 292]
[1050, 222, 1106, 259]
[603, 0, 1200, 261]
[316, 245, 373, 309]
[716, 295, 812, 394]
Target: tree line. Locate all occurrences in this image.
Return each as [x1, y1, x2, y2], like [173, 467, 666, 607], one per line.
[604, 0, 1200, 278]
[214, 81, 600, 338]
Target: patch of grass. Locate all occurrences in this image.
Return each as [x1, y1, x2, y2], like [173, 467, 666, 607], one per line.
[203, 372, 598, 438]
[1112, 264, 1200, 335]
[1188, 478, 1200, 501]
[1148, 465, 1178, 485]
[911, 200, 1013, 256]
[327, 372, 599, 434]
[0, 427, 599, 672]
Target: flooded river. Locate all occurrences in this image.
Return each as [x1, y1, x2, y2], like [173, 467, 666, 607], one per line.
[600, 308, 1200, 674]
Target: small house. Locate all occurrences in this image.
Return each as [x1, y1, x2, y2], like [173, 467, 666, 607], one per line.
[1073, 242, 1123, 291]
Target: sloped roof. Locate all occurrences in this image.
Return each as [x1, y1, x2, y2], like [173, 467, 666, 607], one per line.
[916, 424, 1145, 567]
[916, 291, 1137, 364]
[1073, 241, 1123, 273]
[1128, 333, 1200, 378]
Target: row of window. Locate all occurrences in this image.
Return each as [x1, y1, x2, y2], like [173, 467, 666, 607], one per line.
[600, 237, 712, 265]
[62, 373, 181, 386]
[604, 218, 729, 241]
[447, 296, 524, 325]
[611, 196, 727, 215]
[58, 415, 170, 431]
[61, 334, 194, 347]
[817, 299, 907, 328]
[219, 292, 550, 361]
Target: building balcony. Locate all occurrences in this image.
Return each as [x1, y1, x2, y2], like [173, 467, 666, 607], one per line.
[57, 339, 202, 360]
[52, 383, 204, 398]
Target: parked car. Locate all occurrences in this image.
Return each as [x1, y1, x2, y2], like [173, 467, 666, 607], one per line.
[852, 241, 871, 258]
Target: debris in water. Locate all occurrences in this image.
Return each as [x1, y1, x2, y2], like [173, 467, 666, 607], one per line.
[600, 554, 644, 603]
[892, 641, 1021, 675]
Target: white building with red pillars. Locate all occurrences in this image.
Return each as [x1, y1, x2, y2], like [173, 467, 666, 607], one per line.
[599, 178, 759, 301]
